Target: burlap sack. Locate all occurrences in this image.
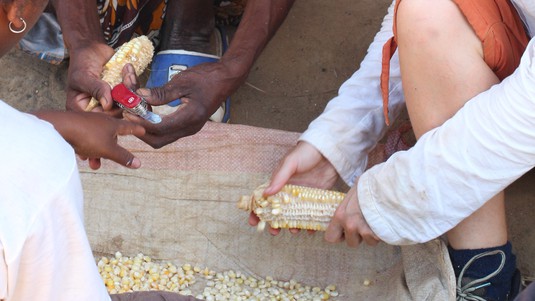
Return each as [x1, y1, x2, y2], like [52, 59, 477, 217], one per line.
[79, 122, 455, 300]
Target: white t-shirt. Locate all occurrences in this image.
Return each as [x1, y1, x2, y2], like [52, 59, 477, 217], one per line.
[0, 101, 110, 301]
[300, 1, 535, 244]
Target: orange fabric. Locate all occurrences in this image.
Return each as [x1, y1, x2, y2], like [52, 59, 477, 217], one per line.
[454, 0, 529, 80]
[381, 37, 397, 126]
[380, 0, 529, 125]
[380, 0, 402, 126]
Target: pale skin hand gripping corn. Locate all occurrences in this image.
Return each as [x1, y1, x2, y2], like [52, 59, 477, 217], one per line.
[238, 183, 346, 232]
[84, 35, 155, 111]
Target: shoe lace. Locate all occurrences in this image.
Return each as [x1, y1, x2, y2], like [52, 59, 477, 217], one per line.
[456, 250, 506, 301]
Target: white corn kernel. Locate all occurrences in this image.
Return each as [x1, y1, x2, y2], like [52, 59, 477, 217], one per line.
[238, 183, 345, 231]
[96, 252, 340, 300]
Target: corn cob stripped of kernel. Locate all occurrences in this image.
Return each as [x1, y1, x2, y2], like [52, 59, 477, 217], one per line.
[238, 183, 346, 231]
[84, 35, 155, 112]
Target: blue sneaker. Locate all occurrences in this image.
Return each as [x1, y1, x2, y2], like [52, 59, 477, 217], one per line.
[146, 27, 230, 122]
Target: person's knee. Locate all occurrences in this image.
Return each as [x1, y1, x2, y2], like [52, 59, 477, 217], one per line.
[396, 0, 473, 48]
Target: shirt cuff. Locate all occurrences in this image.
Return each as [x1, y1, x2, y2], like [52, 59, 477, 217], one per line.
[299, 130, 366, 186]
[358, 169, 411, 245]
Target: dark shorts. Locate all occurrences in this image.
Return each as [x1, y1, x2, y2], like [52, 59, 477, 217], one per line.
[98, 0, 247, 48]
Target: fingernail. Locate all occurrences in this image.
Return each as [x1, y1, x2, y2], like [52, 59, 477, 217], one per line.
[126, 157, 141, 168]
[263, 187, 274, 197]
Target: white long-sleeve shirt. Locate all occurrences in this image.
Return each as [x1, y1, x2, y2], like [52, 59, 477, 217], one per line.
[300, 1, 404, 185]
[300, 0, 535, 245]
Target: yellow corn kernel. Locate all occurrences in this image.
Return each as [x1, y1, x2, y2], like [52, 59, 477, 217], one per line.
[85, 35, 154, 111]
[238, 183, 346, 231]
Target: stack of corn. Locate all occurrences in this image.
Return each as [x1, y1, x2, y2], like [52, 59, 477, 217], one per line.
[196, 271, 339, 301]
[238, 184, 346, 232]
[96, 252, 340, 300]
[96, 252, 204, 295]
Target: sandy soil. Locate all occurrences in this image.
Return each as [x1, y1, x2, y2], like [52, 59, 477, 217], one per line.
[0, 0, 533, 282]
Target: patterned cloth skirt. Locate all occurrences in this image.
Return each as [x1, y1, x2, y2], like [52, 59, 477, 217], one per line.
[19, 0, 246, 64]
[98, 0, 247, 48]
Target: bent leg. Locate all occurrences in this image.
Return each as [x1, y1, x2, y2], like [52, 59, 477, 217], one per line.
[396, 0, 506, 248]
[395, 0, 524, 299]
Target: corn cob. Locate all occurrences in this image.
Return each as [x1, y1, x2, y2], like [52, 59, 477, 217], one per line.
[238, 183, 346, 232]
[85, 35, 155, 111]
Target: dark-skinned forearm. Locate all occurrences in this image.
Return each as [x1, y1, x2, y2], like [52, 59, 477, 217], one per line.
[31, 110, 81, 145]
[220, 0, 295, 80]
[50, 0, 106, 50]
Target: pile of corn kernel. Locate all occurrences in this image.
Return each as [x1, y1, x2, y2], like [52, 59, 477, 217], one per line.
[96, 252, 340, 300]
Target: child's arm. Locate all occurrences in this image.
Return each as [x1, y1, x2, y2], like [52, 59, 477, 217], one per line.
[32, 110, 145, 169]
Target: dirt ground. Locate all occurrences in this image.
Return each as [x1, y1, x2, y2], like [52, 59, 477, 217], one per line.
[1, 0, 533, 283]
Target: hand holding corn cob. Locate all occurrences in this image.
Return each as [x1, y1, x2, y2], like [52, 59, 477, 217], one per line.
[238, 183, 346, 232]
[85, 36, 155, 112]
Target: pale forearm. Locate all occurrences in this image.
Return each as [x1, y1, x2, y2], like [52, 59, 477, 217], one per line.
[359, 38, 535, 245]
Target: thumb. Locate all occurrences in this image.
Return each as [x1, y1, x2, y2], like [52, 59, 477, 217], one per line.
[264, 160, 297, 196]
[81, 78, 114, 111]
[137, 86, 178, 106]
